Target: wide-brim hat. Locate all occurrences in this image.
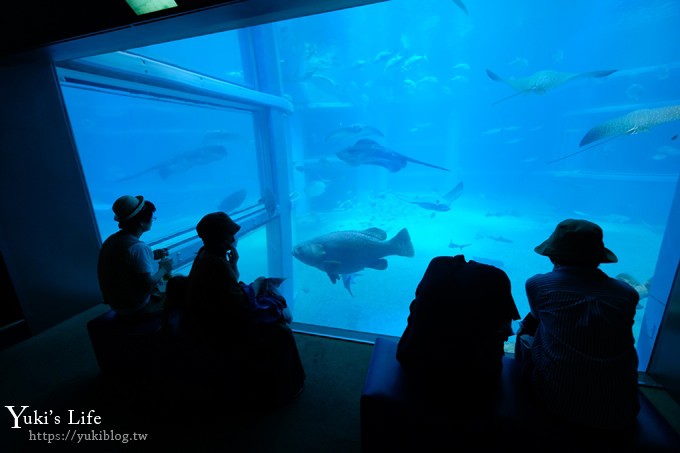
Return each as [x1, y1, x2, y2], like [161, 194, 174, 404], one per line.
[113, 195, 145, 222]
[196, 212, 241, 242]
[534, 218, 618, 263]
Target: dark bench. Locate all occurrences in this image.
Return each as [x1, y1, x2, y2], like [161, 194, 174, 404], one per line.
[361, 337, 680, 452]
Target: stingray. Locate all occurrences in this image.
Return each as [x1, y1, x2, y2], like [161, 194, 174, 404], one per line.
[486, 68, 617, 105]
[548, 105, 680, 163]
[336, 139, 450, 172]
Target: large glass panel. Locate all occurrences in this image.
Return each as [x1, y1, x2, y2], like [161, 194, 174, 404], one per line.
[58, 0, 680, 362]
[60, 85, 262, 245]
[131, 30, 248, 87]
[277, 1, 680, 348]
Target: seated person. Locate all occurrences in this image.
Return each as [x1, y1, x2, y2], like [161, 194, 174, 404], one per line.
[187, 212, 304, 404]
[397, 254, 520, 404]
[97, 195, 173, 322]
[515, 219, 640, 430]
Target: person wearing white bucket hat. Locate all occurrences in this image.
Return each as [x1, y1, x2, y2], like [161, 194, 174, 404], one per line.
[97, 195, 173, 321]
[514, 219, 640, 430]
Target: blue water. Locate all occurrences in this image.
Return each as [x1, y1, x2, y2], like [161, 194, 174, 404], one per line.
[60, 0, 680, 344]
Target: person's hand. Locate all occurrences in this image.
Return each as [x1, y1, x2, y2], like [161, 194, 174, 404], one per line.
[227, 245, 239, 265]
[153, 248, 169, 260]
[159, 257, 173, 274]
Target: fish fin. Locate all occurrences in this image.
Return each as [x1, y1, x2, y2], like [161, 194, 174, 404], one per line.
[486, 69, 504, 83]
[326, 272, 340, 284]
[390, 228, 415, 257]
[361, 227, 388, 240]
[367, 259, 388, 270]
[342, 273, 361, 297]
[442, 182, 464, 202]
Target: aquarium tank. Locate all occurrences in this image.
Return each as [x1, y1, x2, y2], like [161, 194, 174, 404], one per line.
[57, 0, 680, 361]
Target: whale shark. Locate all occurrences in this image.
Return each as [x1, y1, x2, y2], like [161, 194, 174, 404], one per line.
[547, 105, 680, 163]
[336, 139, 450, 172]
[486, 68, 617, 104]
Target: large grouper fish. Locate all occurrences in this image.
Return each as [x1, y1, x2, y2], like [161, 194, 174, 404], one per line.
[292, 227, 415, 296]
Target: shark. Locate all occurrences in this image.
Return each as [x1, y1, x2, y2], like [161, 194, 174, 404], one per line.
[548, 105, 680, 163]
[116, 145, 227, 181]
[325, 124, 384, 142]
[336, 139, 450, 172]
[486, 68, 617, 105]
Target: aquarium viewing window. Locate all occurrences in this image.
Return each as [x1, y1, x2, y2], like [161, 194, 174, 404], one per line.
[58, 0, 680, 368]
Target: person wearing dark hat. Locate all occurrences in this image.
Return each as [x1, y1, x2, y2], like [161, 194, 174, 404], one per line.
[97, 195, 173, 321]
[187, 211, 305, 405]
[515, 219, 640, 430]
[187, 211, 249, 351]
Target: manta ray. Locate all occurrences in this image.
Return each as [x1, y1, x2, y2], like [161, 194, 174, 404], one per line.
[548, 105, 680, 163]
[336, 139, 450, 172]
[486, 68, 617, 105]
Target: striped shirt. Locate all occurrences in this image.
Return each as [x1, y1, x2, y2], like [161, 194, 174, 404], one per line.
[526, 265, 640, 429]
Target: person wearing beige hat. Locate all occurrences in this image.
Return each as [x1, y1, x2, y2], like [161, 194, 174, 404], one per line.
[97, 195, 173, 321]
[515, 219, 640, 430]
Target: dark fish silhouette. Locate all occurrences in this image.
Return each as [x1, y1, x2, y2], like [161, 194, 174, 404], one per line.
[548, 105, 680, 163]
[336, 139, 450, 172]
[116, 145, 227, 181]
[486, 68, 617, 105]
[448, 241, 471, 250]
[400, 182, 464, 212]
[218, 189, 247, 214]
[405, 200, 451, 212]
[451, 0, 468, 15]
[485, 235, 514, 243]
[292, 227, 414, 295]
[325, 124, 384, 142]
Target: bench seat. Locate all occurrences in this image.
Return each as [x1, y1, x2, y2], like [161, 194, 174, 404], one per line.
[361, 337, 680, 452]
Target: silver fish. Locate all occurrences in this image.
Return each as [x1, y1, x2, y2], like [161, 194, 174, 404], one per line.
[292, 227, 414, 295]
